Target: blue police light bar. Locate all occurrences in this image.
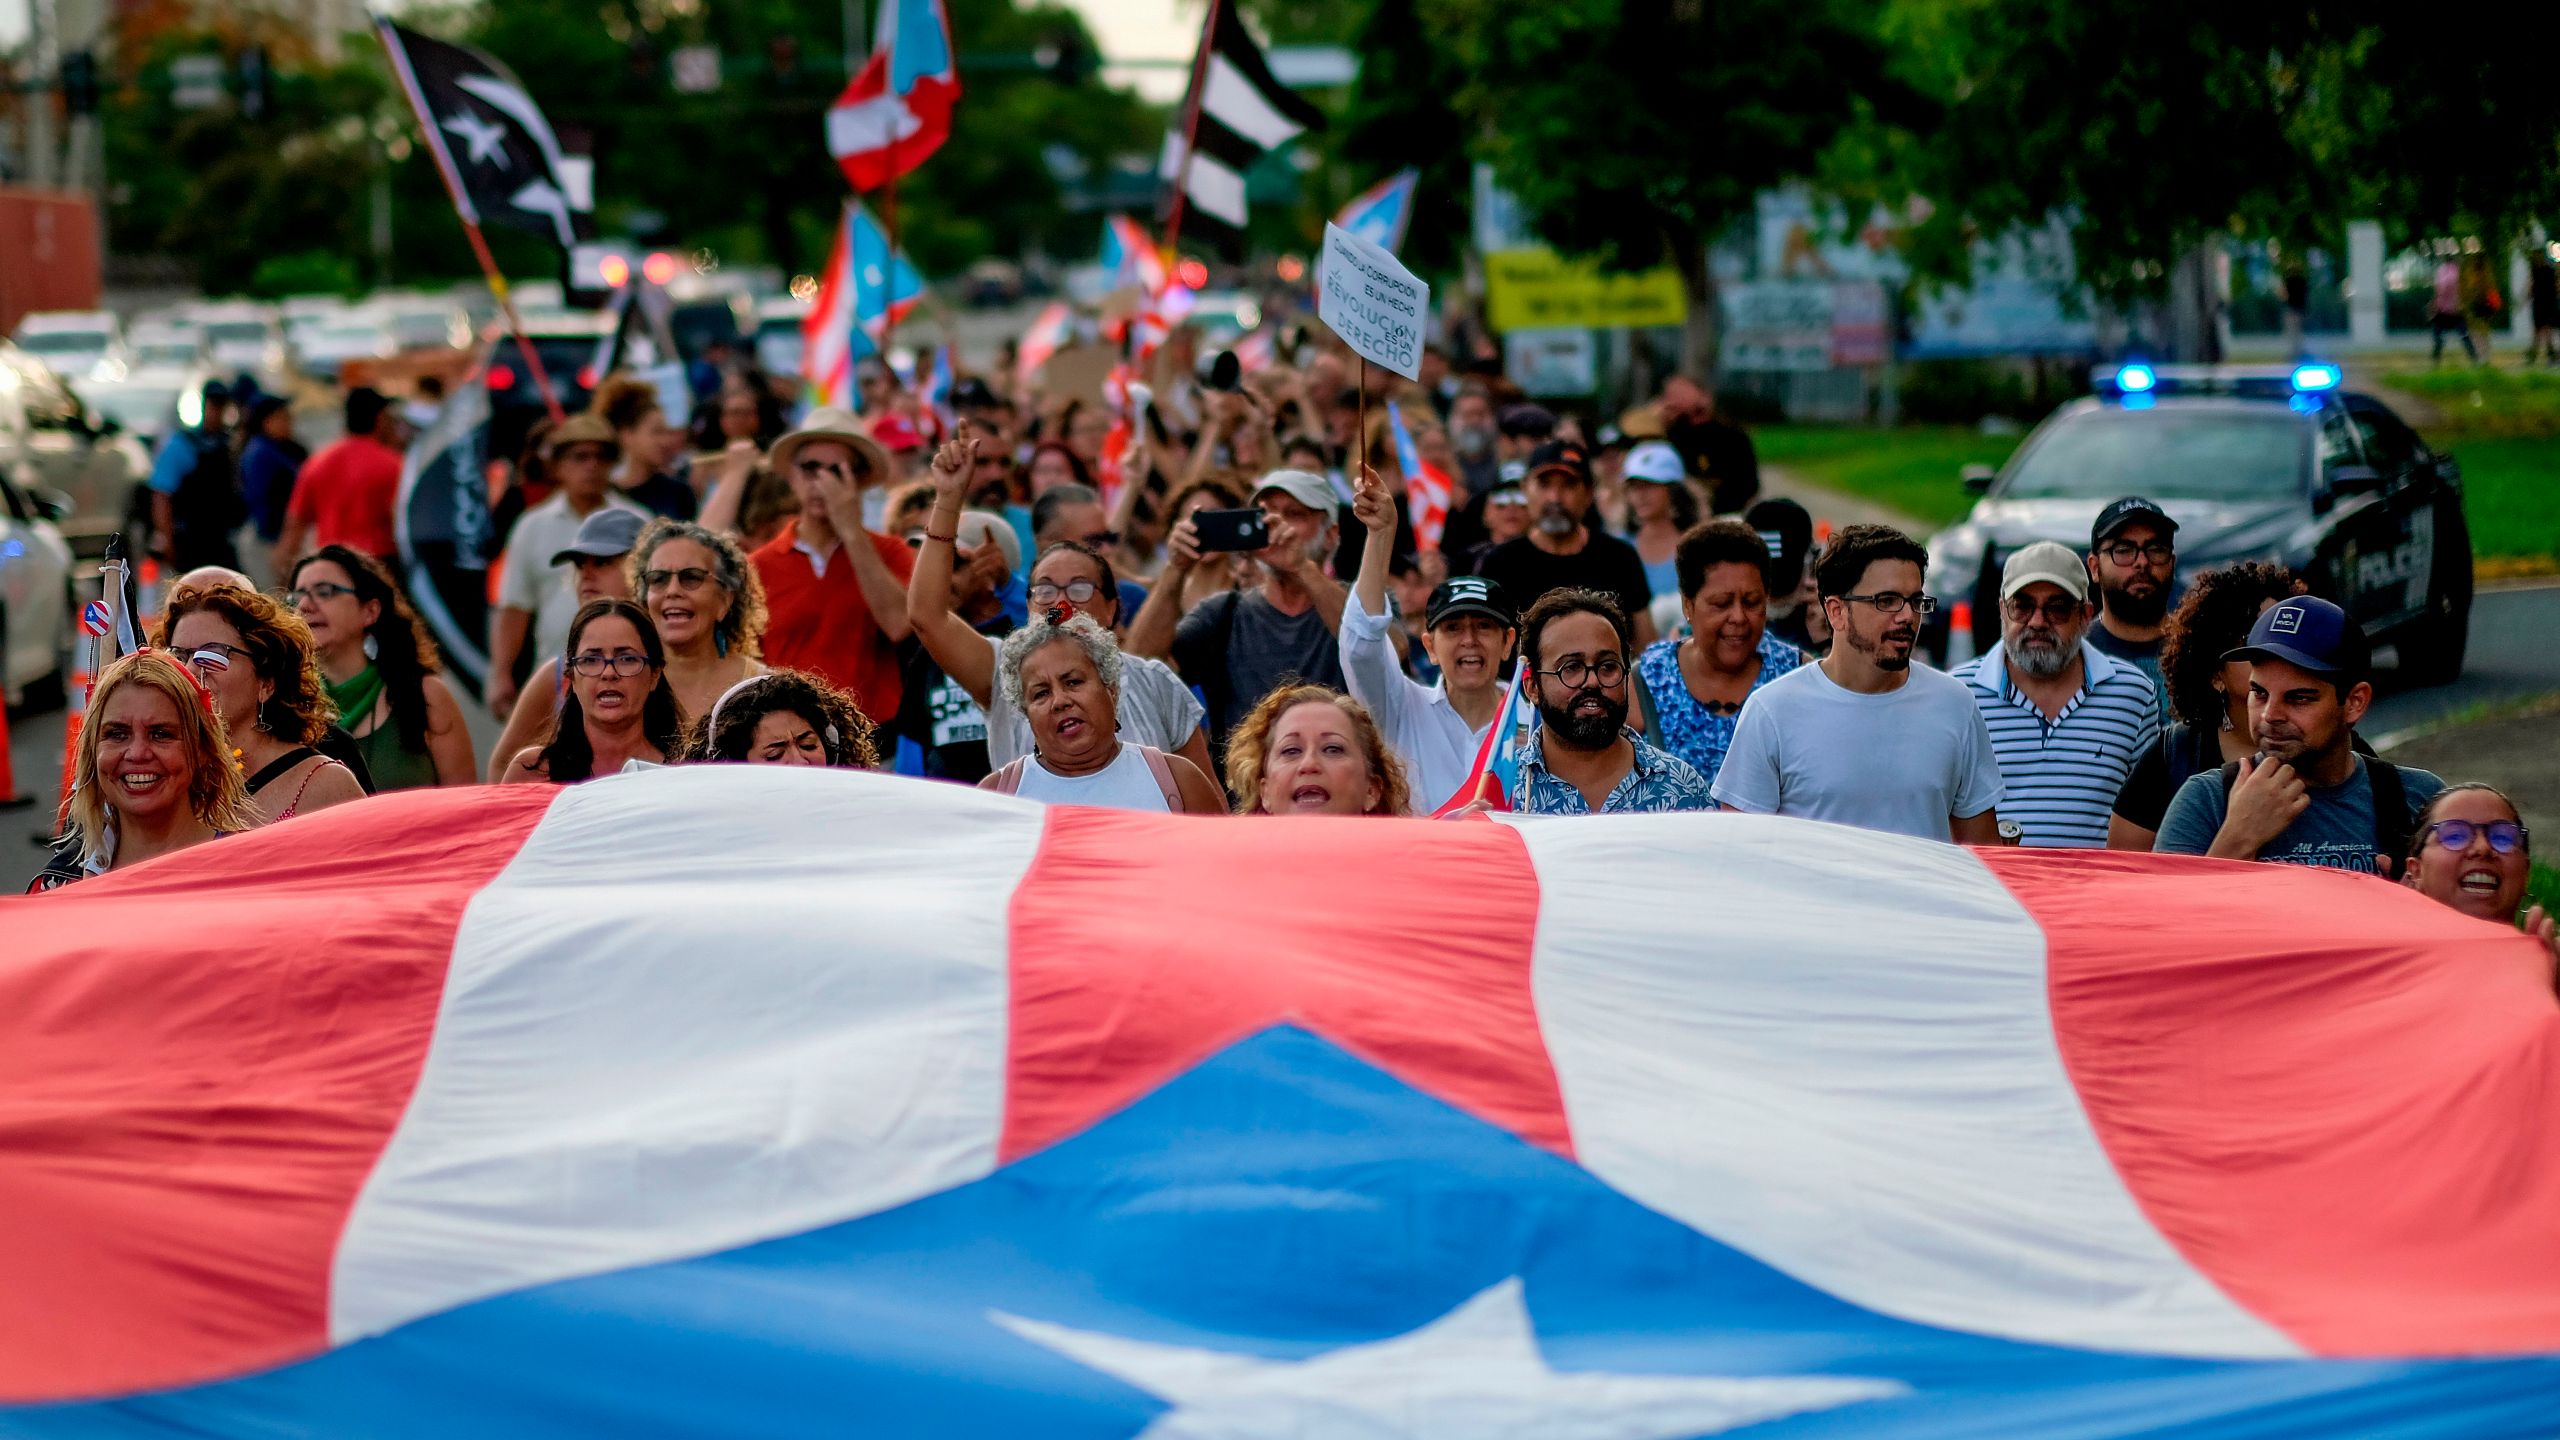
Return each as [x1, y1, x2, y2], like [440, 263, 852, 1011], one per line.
[2115, 363, 2157, 394]
[2290, 362, 2341, 392]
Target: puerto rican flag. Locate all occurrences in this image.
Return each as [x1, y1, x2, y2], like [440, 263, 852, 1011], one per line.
[1100, 213, 1170, 296]
[1334, 167, 1420, 255]
[1015, 300, 1074, 389]
[824, 0, 960, 193]
[802, 201, 923, 408]
[6, 771, 2560, 1435]
[1387, 398, 1453, 553]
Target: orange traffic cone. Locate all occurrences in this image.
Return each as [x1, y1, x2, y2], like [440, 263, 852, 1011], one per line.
[53, 651, 92, 831]
[1945, 600, 1977, 668]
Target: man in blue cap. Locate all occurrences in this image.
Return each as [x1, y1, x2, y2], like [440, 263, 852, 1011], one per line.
[2154, 595, 2442, 874]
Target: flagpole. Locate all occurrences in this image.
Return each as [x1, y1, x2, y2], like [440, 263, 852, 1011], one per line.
[374, 21, 566, 426]
[881, 168, 901, 368]
[1158, 0, 1221, 280]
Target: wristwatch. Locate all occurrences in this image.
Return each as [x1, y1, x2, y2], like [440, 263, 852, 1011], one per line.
[1996, 819, 2024, 845]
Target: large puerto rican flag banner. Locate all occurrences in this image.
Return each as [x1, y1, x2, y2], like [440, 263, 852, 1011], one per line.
[6, 770, 2560, 1435]
[825, 0, 960, 192]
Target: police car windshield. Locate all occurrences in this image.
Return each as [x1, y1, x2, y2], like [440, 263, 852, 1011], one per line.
[2000, 409, 2303, 501]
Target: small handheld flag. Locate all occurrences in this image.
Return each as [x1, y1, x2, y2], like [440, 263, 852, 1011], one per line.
[1387, 400, 1453, 554]
[1333, 169, 1420, 255]
[1431, 658, 1536, 816]
[803, 203, 924, 409]
[826, 0, 961, 193]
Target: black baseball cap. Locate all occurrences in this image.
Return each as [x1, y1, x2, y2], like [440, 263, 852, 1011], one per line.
[1744, 496, 1814, 587]
[1425, 575, 1513, 630]
[951, 376, 998, 410]
[1526, 439, 1591, 485]
[2224, 595, 2369, 682]
[1497, 403, 1557, 440]
[2092, 496, 2179, 547]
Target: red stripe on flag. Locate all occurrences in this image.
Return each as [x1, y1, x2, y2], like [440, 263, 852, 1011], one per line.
[1002, 809, 1560, 1163]
[0, 787, 558, 1400]
[1985, 847, 2560, 1356]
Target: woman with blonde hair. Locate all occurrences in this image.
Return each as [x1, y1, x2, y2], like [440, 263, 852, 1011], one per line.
[161, 581, 365, 826]
[30, 649, 258, 891]
[1224, 684, 1411, 817]
[630, 517, 767, 721]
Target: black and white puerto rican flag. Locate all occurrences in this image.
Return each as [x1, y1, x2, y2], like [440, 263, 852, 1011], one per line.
[1158, 4, 1326, 252]
[376, 18, 594, 251]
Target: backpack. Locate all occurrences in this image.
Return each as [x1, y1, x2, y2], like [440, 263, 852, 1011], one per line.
[987, 744, 1183, 811]
[172, 430, 247, 538]
[2218, 755, 2410, 877]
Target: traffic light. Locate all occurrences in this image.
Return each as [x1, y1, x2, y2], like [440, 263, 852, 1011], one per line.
[236, 46, 272, 120]
[60, 51, 99, 116]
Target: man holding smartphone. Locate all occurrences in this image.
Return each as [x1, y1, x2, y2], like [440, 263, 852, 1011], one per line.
[1129, 470, 1349, 761]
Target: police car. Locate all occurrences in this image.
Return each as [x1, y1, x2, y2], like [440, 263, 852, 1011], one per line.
[1924, 363, 2473, 683]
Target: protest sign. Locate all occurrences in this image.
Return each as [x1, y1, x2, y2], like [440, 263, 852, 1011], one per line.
[1317, 221, 1428, 381]
[1483, 248, 1686, 333]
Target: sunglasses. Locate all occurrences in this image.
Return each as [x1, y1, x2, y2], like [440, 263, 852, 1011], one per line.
[2422, 819, 2527, 855]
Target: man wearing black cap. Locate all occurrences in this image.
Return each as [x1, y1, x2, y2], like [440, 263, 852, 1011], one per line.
[145, 377, 243, 571]
[1344, 465, 1519, 811]
[2155, 595, 2442, 873]
[1472, 439, 1656, 646]
[1747, 496, 1824, 657]
[2085, 496, 2179, 715]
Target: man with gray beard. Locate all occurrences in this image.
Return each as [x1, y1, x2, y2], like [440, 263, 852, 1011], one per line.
[1951, 541, 2159, 847]
[1473, 440, 1657, 647]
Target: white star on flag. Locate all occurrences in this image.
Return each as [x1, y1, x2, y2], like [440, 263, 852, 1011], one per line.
[440, 107, 509, 168]
[990, 1277, 1907, 1439]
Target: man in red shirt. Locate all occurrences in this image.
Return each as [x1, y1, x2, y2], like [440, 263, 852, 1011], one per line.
[277, 387, 405, 565]
[750, 407, 917, 721]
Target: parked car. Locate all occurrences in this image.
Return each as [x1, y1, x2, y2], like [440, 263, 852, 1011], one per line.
[480, 308, 614, 468]
[753, 297, 809, 379]
[383, 301, 472, 354]
[1925, 363, 2474, 683]
[296, 313, 400, 382]
[1, 342, 150, 559]
[189, 302, 289, 389]
[70, 364, 214, 451]
[0, 461, 76, 710]
[124, 321, 210, 374]
[10, 310, 123, 380]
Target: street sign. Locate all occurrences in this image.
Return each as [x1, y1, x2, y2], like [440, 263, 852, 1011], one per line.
[171, 55, 226, 110]
[671, 46, 722, 95]
[1317, 221, 1428, 381]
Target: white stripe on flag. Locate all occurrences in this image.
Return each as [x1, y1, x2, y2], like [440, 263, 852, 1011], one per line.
[1512, 811, 2301, 1359]
[1201, 52, 1307, 151]
[1160, 133, 1248, 229]
[826, 92, 922, 158]
[329, 768, 1037, 1343]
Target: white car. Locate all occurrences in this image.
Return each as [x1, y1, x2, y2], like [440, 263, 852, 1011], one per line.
[296, 314, 399, 381]
[10, 310, 124, 381]
[0, 464, 76, 709]
[124, 321, 210, 374]
[753, 297, 810, 378]
[190, 304, 288, 388]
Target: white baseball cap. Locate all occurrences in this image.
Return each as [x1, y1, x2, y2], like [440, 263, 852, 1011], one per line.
[2000, 540, 2090, 603]
[1622, 441, 1687, 485]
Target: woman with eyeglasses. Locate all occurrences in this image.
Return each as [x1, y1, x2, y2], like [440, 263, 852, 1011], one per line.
[2402, 784, 2558, 963]
[501, 598, 686, 783]
[630, 518, 767, 723]
[30, 649, 258, 892]
[287, 546, 476, 790]
[685, 669, 879, 768]
[909, 430, 1215, 784]
[160, 582, 366, 825]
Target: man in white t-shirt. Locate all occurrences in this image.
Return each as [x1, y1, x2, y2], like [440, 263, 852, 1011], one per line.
[487, 414, 648, 716]
[1712, 524, 2006, 843]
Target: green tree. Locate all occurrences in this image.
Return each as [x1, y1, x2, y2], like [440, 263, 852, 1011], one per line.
[1425, 0, 1923, 373]
[1330, 0, 1469, 276]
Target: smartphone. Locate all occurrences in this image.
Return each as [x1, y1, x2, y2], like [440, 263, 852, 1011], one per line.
[1191, 508, 1270, 553]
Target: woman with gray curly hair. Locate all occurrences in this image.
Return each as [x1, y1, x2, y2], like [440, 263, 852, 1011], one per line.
[631, 516, 768, 723]
[981, 607, 1224, 813]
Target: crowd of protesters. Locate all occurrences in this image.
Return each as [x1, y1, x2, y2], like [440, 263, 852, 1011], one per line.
[32, 329, 2556, 971]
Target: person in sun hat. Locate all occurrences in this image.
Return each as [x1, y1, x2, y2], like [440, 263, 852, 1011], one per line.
[749, 406, 917, 721]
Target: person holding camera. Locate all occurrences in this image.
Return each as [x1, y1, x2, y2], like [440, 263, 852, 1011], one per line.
[1128, 469, 1349, 762]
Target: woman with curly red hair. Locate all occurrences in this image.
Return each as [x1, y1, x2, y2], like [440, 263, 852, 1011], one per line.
[1222, 684, 1411, 817]
[161, 580, 365, 825]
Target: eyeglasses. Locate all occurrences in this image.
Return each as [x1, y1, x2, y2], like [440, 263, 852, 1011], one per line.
[185, 642, 245, 675]
[642, 566, 715, 592]
[286, 581, 355, 606]
[1029, 579, 1102, 605]
[2004, 594, 2085, 625]
[1076, 531, 1121, 550]
[795, 458, 865, 479]
[2422, 819, 2528, 855]
[569, 651, 653, 678]
[1839, 592, 1938, 616]
[2098, 540, 2176, 566]
[1537, 654, 1627, 690]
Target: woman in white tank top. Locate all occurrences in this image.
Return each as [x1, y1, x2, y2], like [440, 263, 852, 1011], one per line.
[982, 609, 1224, 815]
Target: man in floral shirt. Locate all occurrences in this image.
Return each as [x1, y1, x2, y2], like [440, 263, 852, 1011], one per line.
[1511, 589, 1714, 816]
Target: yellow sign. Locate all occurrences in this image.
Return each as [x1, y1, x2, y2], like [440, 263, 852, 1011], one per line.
[1484, 248, 1689, 333]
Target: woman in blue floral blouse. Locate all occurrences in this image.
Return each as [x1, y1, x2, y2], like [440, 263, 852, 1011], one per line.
[1631, 520, 1804, 786]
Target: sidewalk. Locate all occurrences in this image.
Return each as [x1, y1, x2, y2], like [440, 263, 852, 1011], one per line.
[1754, 463, 1927, 537]
[2381, 695, 2560, 825]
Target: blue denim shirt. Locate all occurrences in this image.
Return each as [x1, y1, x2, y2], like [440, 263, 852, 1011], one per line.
[1515, 726, 1716, 816]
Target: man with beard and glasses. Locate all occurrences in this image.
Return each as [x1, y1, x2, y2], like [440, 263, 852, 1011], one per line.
[1510, 589, 1712, 816]
[2155, 595, 2441, 875]
[1714, 524, 2006, 843]
[1952, 542, 2158, 847]
[2084, 496, 2178, 717]
[1473, 440, 1656, 647]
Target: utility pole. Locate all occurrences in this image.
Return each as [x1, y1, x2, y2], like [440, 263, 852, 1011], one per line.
[842, 0, 868, 77]
[25, 0, 61, 187]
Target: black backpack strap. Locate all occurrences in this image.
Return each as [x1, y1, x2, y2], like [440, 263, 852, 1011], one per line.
[2217, 759, 2242, 798]
[2367, 758, 2410, 878]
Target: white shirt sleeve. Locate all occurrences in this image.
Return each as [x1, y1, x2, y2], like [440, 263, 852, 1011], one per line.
[1708, 689, 1784, 814]
[1337, 590, 1436, 754]
[496, 528, 546, 613]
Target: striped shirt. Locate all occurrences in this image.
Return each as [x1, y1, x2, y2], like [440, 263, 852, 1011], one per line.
[1951, 643, 2159, 848]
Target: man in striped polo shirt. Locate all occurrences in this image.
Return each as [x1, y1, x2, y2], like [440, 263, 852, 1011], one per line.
[1952, 542, 2159, 847]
